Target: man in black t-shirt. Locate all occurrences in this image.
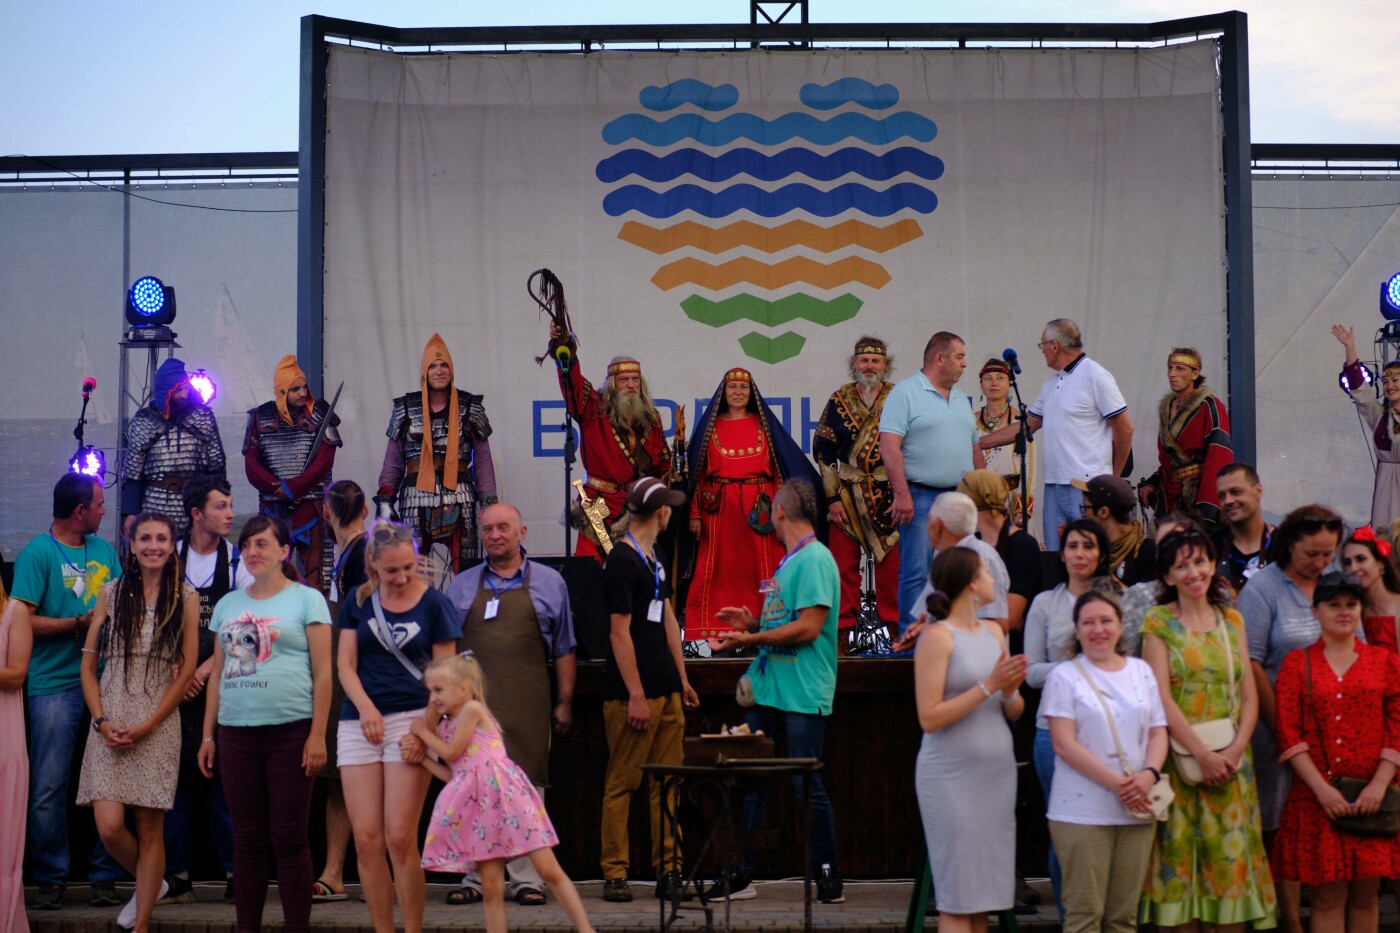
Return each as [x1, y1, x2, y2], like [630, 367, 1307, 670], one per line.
[599, 477, 700, 904]
[1213, 462, 1274, 593]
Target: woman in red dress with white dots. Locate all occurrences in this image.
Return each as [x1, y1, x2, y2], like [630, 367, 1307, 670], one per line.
[1272, 571, 1400, 932]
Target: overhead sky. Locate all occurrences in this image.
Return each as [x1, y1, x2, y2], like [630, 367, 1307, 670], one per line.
[3, 0, 1395, 156]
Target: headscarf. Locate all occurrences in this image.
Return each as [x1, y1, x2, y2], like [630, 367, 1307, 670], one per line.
[417, 334, 460, 493]
[273, 354, 313, 425]
[957, 469, 1011, 517]
[153, 357, 188, 419]
[687, 368, 821, 496]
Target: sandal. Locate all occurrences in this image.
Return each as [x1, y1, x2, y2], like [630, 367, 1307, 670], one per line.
[312, 879, 348, 902]
[515, 888, 547, 906]
[446, 886, 483, 906]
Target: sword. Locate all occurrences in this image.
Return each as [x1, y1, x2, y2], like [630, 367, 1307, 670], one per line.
[304, 381, 344, 469]
[572, 479, 614, 555]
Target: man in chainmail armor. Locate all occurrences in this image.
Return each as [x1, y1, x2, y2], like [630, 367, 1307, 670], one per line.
[121, 357, 226, 537]
[243, 355, 342, 590]
[377, 333, 497, 584]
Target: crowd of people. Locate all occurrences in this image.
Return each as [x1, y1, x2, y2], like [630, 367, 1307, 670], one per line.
[5, 312, 1400, 933]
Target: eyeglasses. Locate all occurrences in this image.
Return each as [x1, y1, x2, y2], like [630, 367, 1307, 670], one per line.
[371, 522, 416, 545]
[1296, 514, 1345, 534]
[1037, 340, 1056, 350]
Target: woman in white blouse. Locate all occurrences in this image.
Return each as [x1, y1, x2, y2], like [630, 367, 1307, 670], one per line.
[1023, 517, 1112, 909]
[1043, 589, 1168, 933]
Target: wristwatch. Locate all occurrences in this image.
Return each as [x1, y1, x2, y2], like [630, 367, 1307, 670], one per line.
[91, 716, 108, 734]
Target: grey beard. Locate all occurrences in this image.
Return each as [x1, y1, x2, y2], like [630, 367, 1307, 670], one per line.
[610, 392, 650, 431]
[856, 372, 883, 390]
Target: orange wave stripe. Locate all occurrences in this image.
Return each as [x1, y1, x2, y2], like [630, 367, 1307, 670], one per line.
[651, 256, 892, 292]
[619, 218, 923, 255]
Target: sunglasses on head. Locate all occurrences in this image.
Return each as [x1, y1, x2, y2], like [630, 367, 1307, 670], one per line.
[1296, 515, 1344, 534]
[371, 523, 416, 545]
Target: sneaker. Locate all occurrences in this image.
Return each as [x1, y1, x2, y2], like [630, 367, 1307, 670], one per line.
[90, 880, 121, 907]
[118, 878, 169, 929]
[158, 874, 195, 905]
[27, 883, 64, 910]
[655, 870, 692, 901]
[703, 871, 756, 901]
[816, 864, 844, 904]
[601, 878, 633, 902]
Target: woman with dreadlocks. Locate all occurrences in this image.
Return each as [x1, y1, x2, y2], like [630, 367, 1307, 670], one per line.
[78, 512, 199, 932]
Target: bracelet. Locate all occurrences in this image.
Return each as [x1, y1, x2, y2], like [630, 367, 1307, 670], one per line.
[80, 647, 98, 654]
[1001, 690, 1018, 704]
[1144, 766, 1161, 781]
[201, 738, 215, 745]
[976, 680, 992, 698]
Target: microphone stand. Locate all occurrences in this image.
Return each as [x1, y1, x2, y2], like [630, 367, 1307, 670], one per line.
[74, 390, 92, 450]
[558, 357, 579, 556]
[1005, 368, 1032, 532]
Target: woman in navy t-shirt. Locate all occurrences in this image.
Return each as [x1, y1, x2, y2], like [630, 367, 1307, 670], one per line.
[336, 521, 460, 933]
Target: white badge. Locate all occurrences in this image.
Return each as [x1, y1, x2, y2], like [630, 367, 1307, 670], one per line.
[71, 574, 85, 599]
[484, 598, 500, 620]
[647, 599, 663, 623]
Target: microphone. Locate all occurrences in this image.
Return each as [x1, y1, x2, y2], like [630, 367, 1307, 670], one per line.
[82, 377, 97, 398]
[553, 342, 573, 373]
[1001, 348, 1021, 376]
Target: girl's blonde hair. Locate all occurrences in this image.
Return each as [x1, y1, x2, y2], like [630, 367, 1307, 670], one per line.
[355, 520, 419, 605]
[425, 653, 487, 706]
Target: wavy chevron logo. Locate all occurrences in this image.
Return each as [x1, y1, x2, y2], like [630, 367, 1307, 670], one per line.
[596, 77, 941, 363]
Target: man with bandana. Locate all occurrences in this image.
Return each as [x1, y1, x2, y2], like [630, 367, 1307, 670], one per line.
[812, 336, 900, 651]
[243, 355, 342, 590]
[377, 334, 496, 579]
[1138, 346, 1233, 525]
[121, 356, 226, 537]
[549, 322, 672, 560]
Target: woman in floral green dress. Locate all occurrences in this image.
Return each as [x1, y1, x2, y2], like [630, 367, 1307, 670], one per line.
[1140, 529, 1277, 931]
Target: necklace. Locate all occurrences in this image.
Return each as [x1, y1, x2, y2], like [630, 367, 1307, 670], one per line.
[979, 404, 1011, 431]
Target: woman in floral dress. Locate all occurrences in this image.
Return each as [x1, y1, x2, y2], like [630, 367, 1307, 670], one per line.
[1140, 529, 1277, 931]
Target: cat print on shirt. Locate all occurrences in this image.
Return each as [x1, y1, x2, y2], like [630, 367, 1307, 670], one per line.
[221, 612, 280, 677]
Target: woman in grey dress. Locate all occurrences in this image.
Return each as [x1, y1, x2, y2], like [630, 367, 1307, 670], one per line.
[1334, 323, 1400, 529]
[914, 546, 1028, 933]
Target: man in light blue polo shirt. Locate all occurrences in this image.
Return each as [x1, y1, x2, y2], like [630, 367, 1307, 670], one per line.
[878, 331, 983, 628]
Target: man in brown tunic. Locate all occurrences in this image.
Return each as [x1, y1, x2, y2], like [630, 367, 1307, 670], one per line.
[444, 503, 576, 905]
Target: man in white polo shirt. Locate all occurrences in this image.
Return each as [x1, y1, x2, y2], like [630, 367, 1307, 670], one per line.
[979, 318, 1133, 548]
[878, 331, 984, 630]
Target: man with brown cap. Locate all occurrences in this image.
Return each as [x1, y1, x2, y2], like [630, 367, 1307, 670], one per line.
[377, 334, 496, 580]
[1138, 346, 1233, 525]
[813, 335, 900, 650]
[1074, 473, 1155, 585]
[243, 354, 341, 589]
[548, 322, 672, 560]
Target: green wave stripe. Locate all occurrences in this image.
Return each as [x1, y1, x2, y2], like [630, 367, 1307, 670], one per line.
[739, 331, 807, 364]
[680, 293, 864, 328]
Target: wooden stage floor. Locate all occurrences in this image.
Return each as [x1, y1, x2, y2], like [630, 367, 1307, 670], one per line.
[29, 880, 1064, 932]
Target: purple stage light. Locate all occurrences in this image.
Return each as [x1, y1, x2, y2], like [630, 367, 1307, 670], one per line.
[188, 369, 217, 405]
[70, 446, 105, 479]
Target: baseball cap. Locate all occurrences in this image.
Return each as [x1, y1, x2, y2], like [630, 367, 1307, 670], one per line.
[1313, 571, 1365, 606]
[1071, 474, 1136, 514]
[625, 476, 686, 515]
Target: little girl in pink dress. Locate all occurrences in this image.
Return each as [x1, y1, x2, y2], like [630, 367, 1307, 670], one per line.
[412, 654, 594, 933]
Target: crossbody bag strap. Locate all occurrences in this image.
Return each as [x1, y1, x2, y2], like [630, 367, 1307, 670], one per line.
[1072, 657, 1134, 776]
[1217, 609, 1238, 720]
[369, 591, 424, 682]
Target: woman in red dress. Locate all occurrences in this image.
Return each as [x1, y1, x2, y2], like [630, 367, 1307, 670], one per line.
[1341, 527, 1400, 655]
[685, 368, 788, 643]
[1272, 572, 1400, 932]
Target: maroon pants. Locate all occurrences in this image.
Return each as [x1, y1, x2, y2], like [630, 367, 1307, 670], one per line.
[828, 525, 900, 629]
[218, 720, 315, 933]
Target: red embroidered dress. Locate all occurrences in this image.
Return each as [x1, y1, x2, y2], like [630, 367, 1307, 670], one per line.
[687, 415, 784, 639]
[1272, 641, 1400, 885]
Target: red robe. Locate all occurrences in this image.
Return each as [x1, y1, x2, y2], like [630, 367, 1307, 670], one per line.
[556, 354, 671, 559]
[686, 415, 785, 639]
[1142, 387, 1233, 525]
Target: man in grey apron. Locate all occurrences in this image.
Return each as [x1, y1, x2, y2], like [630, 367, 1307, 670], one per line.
[444, 503, 576, 905]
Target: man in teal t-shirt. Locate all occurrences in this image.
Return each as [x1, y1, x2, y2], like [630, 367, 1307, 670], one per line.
[710, 480, 844, 905]
[11, 474, 125, 907]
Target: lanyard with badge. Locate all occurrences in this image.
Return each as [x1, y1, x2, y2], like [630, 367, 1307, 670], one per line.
[49, 530, 89, 599]
[626, 532, 664, 622]
[483, 559, 529, 620]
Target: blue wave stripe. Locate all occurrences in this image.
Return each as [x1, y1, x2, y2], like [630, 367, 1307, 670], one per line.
[602, 182, 937, 219]
[595, 146, 943, 183]
[639, 80, 738, 111]
[601, 112, 937, 146]
[800, 78, 899, 110]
